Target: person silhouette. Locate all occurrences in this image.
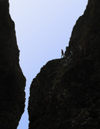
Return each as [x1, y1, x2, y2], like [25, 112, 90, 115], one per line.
[61, 49, 64, 58]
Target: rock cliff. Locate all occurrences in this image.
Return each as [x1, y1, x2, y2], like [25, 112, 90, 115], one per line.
[0, 1, 26, 129]
[28, 0, 100, 129]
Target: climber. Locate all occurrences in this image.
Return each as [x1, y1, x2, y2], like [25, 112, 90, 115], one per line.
[61, 49, 64, 58]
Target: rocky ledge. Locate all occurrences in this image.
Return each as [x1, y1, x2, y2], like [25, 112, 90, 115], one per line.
[28, 0, 100, 129]
[0, 1, 26, 129]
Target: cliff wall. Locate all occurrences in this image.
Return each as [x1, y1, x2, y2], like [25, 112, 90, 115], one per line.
[0, 1, 26, 129]
[28, 0, 100, 129]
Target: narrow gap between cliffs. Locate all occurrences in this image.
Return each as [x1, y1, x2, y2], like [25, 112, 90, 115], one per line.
[9, 0, 88, 129]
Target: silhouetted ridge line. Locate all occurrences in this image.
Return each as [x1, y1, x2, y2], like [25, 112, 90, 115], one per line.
[28, 0, 100, 129]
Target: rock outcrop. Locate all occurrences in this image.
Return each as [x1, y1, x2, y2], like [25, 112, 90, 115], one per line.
[0, 1, 26, 129]
[28, 0, 100, 129]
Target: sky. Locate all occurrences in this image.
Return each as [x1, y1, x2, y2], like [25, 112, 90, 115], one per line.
[9, 0, 88, 129]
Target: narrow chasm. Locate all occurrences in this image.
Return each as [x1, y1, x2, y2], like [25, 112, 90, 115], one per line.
[9, 0, 89, 129]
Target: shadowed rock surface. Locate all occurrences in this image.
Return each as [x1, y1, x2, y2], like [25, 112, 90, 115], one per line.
[0, 1, 26, 129]
[28, 0, 100, 129]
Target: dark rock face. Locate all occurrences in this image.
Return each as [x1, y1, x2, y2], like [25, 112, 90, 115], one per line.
[28, 0, 100, 129]
[0, 1, 26, 129]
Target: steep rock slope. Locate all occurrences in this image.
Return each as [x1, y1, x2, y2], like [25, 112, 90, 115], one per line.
[0, 1, 26, 129]
[28, 0, 100, 129]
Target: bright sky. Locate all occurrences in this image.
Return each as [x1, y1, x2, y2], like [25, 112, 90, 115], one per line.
[9, 0, 88, 129]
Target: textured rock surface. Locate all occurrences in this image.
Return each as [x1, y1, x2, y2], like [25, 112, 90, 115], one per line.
[28, 0, 100, 129]
[0, 1, 26, 129]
